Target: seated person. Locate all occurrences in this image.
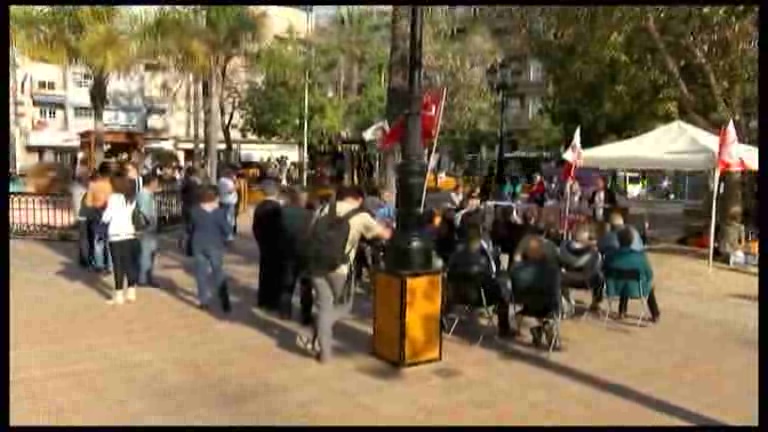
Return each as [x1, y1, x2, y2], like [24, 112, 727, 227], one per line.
[604, 227, 661, 323]
[445, 224, 511, 337]
[559, 225, 604, 311]
[435, 208, 459, 266]
[717, 207, 746, 265]
[455, 190, 482, 239]
[509, 235, 561, 347]
[598, 212, 644, 256]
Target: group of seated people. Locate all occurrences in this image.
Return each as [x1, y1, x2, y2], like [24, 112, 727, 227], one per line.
[438, 202, 661, 350]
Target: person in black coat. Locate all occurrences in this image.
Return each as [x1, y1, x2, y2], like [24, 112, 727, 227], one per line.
[180, 167, 203, 255]
[588, 177, 617, 222]
[252, 180, 286, 311]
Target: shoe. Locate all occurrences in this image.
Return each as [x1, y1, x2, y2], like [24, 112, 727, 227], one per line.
[125, 287, 137, 302]
[110, 290, 125, 305]
[588, 302, 601, 313]
[543, 321, 558, 350]
[530, 326, 543, 347]
[650, 314, 660, 324]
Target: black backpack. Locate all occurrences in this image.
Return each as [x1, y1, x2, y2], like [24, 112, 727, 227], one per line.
[306, 201, 365, 276]
[131, 200, 150, 233]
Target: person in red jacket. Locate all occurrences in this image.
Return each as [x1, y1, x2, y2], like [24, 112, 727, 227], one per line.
[529, 173, 547, 207]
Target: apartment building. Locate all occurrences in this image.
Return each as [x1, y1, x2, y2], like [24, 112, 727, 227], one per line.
[11, 5, 309, 171]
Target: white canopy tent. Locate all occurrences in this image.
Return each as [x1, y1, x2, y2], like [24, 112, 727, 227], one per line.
[581, 120, 758, 171]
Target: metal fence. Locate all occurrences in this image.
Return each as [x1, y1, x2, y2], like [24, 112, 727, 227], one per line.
[9, 189, 184, 240]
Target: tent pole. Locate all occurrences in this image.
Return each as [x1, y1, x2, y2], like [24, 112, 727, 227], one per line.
[707, 168, 721, 271]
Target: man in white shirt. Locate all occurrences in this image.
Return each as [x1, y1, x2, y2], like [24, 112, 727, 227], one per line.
[218, 169, 239, 241]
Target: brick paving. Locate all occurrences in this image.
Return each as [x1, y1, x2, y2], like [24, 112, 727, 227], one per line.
[9, 213, 758, 425]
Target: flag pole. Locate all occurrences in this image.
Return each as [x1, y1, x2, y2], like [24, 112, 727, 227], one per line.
[563, 179, 572, 240]
[707, 167, 721, 271]
[420, 87, 447, 211]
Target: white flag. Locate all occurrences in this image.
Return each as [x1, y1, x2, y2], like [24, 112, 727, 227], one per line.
[562, 126, 582, 164]
[362, 120, 389, 142]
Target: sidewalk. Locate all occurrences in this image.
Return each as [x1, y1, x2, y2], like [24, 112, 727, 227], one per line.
[9, 213, 758, 425]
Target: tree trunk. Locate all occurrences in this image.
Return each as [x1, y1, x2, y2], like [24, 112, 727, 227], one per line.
[382, 6, 411, 192]
[192, 75, 201, 165]
[205, 60, 222, 182]
[202, 77, 210, 163]
[219, 61, 234, 165]
[644, 13, 713, 130]
[350, 59, 361, 99]
[90, 72, 109, 168]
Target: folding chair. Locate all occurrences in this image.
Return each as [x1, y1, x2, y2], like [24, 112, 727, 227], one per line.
[444, 281, 498, 346]
[603, 268, 652, 327]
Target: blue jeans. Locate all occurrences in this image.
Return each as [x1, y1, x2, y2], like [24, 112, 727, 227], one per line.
[92, 222, 112, 271]
[139, 234, 158, 285]
[193, 248, 225, 306]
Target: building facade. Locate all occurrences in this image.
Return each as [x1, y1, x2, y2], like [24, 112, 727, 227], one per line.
[10, 6, 309, 171]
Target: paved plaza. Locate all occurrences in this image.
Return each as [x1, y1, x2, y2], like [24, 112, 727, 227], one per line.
[10, 213, 758, 425]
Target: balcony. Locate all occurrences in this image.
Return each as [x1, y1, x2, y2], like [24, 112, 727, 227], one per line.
[31, 80, 66, 105]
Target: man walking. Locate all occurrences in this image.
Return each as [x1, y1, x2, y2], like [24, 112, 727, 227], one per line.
[218, 168, 239, 241]
[137, 174, 160, 287]
[300, 186, 391, 363]
[252, 180, 286, 311]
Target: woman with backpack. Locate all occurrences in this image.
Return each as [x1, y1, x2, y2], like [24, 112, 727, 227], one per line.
[101, 173, 142, 305]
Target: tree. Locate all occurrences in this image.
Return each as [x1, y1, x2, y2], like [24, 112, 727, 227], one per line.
[239, 33, 350, 146]
[422, 7, 499, 165]
[140, 6, 268, 179]
[11, 6, 139, 166]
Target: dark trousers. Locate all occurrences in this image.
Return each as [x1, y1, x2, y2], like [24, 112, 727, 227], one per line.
[77, 219, 93, 267]
[619, 289, 660, 318]
[257, 248, 284, 309]
[109, 239, 140, 291]
[279, 259, 314, 322]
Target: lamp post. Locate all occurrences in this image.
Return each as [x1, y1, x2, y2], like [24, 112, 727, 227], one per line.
[301, 5, 314, 187]
[373, 7, 442, 368]
[486, 60, 514, 196]
[383, 6, 433, 272]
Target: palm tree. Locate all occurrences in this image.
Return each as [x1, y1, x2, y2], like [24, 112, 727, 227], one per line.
[140, 6, 267, 180]
[11, 6, 139, 167]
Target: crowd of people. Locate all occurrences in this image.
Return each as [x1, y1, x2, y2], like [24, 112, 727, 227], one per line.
[70, 158, 660, 363]
[437, 176, 660, 349]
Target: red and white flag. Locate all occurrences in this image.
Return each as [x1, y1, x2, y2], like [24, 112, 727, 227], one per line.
[561, 126, 582, 180]
[379, 87, 446, 151]
[717, 119, 753, 172]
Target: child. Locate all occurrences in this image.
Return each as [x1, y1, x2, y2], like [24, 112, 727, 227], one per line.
[189, 186, 232, 311]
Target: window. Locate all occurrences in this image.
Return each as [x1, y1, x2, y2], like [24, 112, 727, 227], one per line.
[74, 107, 93, 118]
[528, 96, 543, 119]
[506, 97, 523, 116]
[528, 59, 543, 82]
[38, 107, 57, 119]
[72, 71, 93, 89]
[36, 80, 56, 91]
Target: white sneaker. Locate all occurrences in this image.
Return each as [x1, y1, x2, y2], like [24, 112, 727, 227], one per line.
[109, 290, 125, 305]
[126, 287, 137, 303]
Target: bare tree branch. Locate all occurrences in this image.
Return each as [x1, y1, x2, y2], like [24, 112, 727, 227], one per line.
[644, 12, 713, 129]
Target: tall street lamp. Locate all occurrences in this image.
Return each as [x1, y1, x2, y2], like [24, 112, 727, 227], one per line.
[301, 5, 314, 186]
[374, 6, 443, 368]
[486, 60, 515, 195]
[383, 6, 433, 272]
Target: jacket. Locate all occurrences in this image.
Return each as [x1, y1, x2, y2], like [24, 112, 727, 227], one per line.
[604, 248, 653, 299]
[190, 205, 231, 254]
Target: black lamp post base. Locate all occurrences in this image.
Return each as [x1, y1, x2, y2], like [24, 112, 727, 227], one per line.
[384, 231, 435, 273]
